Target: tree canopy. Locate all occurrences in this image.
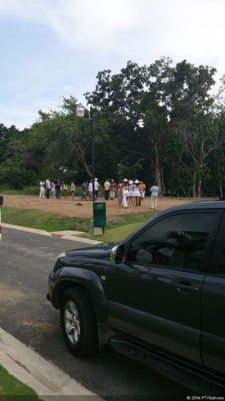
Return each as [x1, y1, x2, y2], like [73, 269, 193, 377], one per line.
[1, 57, 225, 196]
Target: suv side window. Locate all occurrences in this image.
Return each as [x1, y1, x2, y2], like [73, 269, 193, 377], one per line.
[216, 244, 225, 275]
[127, 212, 216, 272]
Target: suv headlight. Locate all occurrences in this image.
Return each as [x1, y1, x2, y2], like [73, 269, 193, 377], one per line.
[53, 251, 66, 272]
[58, 251, 66, 258]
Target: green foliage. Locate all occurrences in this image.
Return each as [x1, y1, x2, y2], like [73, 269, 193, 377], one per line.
[0, 364, 40, 398]
[2, 208, 90, 232]
[1, 57, 225, 197]
[0, 186, 39, 195]
[2, 207, 155, 241]
[0, 161, 36, 189]
[117, 158, 145, 180]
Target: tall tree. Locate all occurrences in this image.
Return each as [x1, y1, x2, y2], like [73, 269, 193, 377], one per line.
[140, 57, 173, 188]
[86, 61, 153, 182]
[169, 60, 216, 196]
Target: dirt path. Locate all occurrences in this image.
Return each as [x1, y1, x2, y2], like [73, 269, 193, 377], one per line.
[3, 194, 193, 218]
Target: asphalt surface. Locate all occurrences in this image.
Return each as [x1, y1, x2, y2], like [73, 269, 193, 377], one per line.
[0, 227, 188, 400]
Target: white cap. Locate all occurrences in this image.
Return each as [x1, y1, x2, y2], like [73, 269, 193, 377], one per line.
[129, 180, 133, 184]
[123, 178, 128, 182]
[134, 179, 139, 184]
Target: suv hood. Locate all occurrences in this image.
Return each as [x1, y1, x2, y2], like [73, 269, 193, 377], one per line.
[65, 242, 117, 260]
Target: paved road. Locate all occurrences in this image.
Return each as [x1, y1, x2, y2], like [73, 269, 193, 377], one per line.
[0, 227, 188, 400]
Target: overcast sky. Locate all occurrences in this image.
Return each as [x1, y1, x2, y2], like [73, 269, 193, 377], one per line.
[1, 0, 225, 129]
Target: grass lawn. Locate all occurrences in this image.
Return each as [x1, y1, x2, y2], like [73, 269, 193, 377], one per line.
[0, 364, 40, 399]
[94, 222, 145, 242]
[2, 207, 90, 232]
[98, 210, 154, 241]
[2, 207, 156, 242]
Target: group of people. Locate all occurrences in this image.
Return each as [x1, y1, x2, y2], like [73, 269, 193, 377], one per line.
[81, 178, 148, 206]
[39, 178, 76, 199]
[80, 179, 100, 201]
[116, 179, 146, 208]
[39, 177, 160, 209]
[104, 178, 159, 209]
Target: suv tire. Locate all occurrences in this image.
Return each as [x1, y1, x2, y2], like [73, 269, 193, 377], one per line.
[60, 287, 98, 356]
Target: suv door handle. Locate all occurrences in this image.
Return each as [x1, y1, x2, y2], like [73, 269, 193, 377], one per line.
[174, 281, 199, 293]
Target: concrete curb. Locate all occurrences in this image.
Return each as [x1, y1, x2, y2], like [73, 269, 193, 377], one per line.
[0, 327, 102, 400]
[51, 230, 103, 244]
[2, 223, 103, 245]
[2, 223, 52, 237]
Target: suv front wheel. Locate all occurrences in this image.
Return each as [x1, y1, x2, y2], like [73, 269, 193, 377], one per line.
[60, 287, 98, 356]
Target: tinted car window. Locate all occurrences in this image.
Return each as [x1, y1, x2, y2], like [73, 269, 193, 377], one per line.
[216, 243, 225, 275]
[127, 212, 216, 272]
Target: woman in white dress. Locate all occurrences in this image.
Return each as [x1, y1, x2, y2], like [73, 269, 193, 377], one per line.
[122, 179, 129, 208]
[128, 180, 135, 208]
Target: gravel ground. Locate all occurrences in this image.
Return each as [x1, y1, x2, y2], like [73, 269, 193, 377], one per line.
[3, 194, 194, 218]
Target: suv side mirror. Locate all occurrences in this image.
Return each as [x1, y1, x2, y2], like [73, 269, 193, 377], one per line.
[110, 245, 124, 264]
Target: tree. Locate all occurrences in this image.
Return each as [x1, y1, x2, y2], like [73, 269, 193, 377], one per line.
[140, 57, 173, 189]
[168, 60, 217, 196]
[85, 61, 154, 183]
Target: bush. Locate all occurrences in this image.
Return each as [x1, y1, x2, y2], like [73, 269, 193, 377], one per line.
[0, 186, 39, 195]
[21, 186, 39, 195]
[0, 161, 36, 189]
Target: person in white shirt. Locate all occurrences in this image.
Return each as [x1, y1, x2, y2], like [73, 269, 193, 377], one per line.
[150, 183, 160, 209]
[88, 181, 93, 201]
[122, 179, 129, 208]
[70, 181, 76, 199]
[94, 178, 100, 199]
[39, 180, 45, 198]
[45, 177, 52, 199]
[109, 179, 116, 200]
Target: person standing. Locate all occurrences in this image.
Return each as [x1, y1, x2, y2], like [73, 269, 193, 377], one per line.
[50, 181, 56, 198]
[45, 177, 51, 199]
[62, 182, 69, 199]
[110, 179, 116, 200]
[81, 181, 87, 200]
[128, 180, 135, 208]
[150, 183, 160, 209]
[55, 179, 61, 199]
[122, 179, 129, 208]
[94, 178, 100, 200]
[70, 180, 76, 199]
[117, 181, 123, 206]
[39, 180, 45, 198]
[134, 179, 141, 206]
[104, 179, 110, 200]
[139, 181, 146, 200]
[88, 181, 93, 201]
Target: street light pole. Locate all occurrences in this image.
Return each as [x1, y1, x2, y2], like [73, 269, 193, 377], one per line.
[76, 102, 96, 224]
[76, 102, 105, 234]
[89, 106, 95, 206]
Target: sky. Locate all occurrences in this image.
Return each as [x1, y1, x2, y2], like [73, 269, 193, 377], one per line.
[1, 0, 225, 130]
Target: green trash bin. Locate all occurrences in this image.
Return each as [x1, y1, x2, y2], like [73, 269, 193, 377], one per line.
[93, 202, 106, 227]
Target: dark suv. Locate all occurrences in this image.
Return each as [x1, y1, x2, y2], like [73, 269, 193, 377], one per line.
[47, 201, 225, 394]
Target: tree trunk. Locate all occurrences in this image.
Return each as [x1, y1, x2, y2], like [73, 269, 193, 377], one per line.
[220, 179, 223, 198]
[75, 144, 93, 178]
[160, 166, 164, 194]
[192, 171, 197, 198]
[154, 142, 161, 188]
[197, 174, 202, 198]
